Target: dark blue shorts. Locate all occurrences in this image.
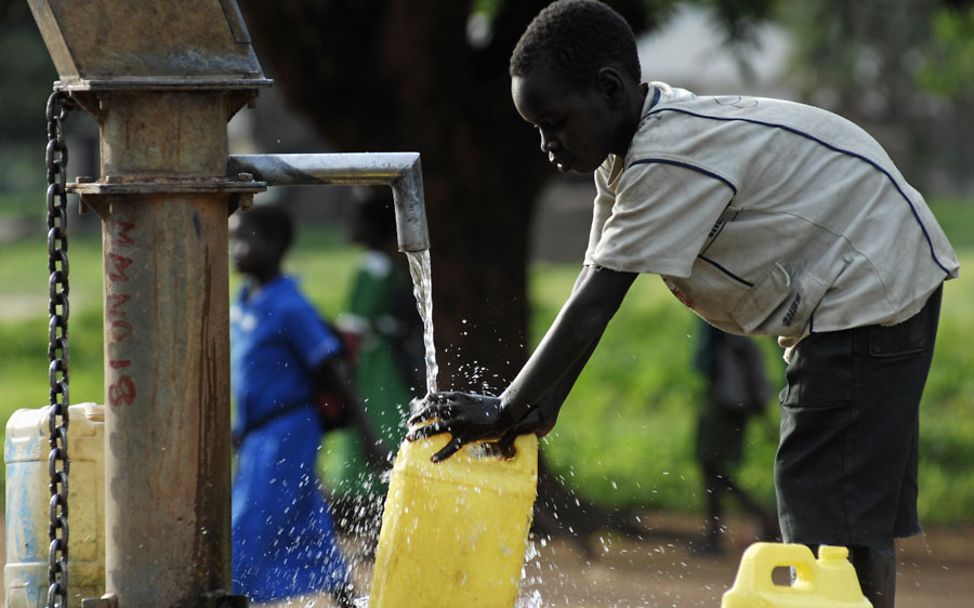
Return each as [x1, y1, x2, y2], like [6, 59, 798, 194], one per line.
[775, 286, 942, 553]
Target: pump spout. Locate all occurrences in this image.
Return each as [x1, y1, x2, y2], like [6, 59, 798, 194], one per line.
[227, 152, 430, 251]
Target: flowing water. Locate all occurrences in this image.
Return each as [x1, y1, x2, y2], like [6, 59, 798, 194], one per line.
[405, 249, 439, 398]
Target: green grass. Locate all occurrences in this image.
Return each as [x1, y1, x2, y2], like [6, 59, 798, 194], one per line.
[531, 263, 974, 525]
[1, 199, 973, 525]
[0, 225, 359, 499]
[533, 199, 974, 524]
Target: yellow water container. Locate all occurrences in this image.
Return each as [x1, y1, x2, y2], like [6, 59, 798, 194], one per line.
[369, 432, 539, 608]
[722, 542, 872, 608]
[4, 403, 105, 608]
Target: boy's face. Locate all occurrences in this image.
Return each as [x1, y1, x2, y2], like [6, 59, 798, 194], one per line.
[512, 69, 618, 174]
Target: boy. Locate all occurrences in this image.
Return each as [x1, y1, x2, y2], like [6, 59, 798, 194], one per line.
[407, 1, 959, 606]
[229, 204, 365, 607]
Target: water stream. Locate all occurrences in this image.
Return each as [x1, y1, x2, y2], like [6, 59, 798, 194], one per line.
[405, 249, 439, 398]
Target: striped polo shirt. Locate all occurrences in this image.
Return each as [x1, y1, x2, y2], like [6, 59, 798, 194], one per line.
[585, 82, 959, 345]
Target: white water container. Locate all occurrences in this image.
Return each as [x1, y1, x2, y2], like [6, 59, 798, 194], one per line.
[4, 403, 105, 608]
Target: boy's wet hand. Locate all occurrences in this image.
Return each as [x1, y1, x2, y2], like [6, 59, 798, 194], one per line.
[406, 392, 516, 462]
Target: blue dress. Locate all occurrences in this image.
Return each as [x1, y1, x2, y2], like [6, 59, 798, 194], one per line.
[230, 276, 350, 602]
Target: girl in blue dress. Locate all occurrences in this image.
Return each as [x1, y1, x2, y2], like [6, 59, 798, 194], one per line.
[229, 204, 356, 606]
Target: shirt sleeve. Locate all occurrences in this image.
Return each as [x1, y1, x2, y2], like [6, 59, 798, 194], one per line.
[589, 157, 736, 278]
[283, 299, 344, 370]
[583, 162, 619, 267]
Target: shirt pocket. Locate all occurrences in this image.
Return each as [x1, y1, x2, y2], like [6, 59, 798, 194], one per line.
[730, 263, 792, 334]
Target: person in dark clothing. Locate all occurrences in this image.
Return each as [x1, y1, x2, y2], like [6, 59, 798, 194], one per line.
[693, 321, 778, 555]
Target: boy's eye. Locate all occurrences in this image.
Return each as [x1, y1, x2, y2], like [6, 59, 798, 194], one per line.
[535, 119, 563, 135]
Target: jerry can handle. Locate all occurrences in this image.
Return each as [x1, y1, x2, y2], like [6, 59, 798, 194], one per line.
[738, 542, 819, 594]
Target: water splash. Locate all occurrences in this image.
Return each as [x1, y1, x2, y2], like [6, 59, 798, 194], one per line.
[516, 539, 546, 607]
[515, 589, 544, 608]
[405, 249, 439, 398]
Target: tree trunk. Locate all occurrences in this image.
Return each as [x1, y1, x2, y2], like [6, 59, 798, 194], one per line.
[237, 0, 663, 547]
[238, 0, 549, 389]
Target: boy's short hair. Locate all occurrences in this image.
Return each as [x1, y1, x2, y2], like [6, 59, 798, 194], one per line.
[239, 203, 294, 254]
[510, 0, 641, 89]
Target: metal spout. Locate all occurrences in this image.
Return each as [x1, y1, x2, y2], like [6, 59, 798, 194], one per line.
[227, 152, 430, 251]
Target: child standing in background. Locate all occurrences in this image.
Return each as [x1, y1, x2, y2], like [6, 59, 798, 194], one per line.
[229, 203, 358, 607]
[325, 189, 425, 540]
[693, 321, 778, 555]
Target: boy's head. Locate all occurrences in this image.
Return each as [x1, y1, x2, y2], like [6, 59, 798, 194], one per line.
[509, 0, 644, 174]
[229, 203, 294, 280]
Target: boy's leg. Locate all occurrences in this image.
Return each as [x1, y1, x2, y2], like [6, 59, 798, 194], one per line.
[775, 288, 941, 604]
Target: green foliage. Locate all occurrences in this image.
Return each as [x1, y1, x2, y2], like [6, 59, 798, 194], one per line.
[1, 203, 974, 524]
[471, 0, 502, 18]
[0, 226, 356, 503]
[702, 0, 780, 44]
[534, 199, 974, 523]
[918, 6, 974, 97]
[531, 265, 780, 515]
[0, 12, 58, 141]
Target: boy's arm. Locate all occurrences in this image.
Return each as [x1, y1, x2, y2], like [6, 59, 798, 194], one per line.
[502, 265, 634, 419]
[514, 336, 601, 437]
[408, 265, 636, 461]
[498, 265, 607, 436]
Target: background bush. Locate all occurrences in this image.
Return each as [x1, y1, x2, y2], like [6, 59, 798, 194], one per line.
[1, 201, 972, 525]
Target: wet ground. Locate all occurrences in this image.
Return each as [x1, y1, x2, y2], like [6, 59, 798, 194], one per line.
[339, 512, 974, 607]
[510, 513, 974, 607]
[3, 512, 973, 606]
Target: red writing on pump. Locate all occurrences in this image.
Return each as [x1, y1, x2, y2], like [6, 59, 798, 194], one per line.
[107, 217, 137, 406]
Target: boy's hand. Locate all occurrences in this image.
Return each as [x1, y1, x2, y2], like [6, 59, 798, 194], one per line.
[406, 392, 517, 462]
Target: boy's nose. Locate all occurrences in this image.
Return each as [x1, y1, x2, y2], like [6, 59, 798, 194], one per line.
[539, 131, 558, 152]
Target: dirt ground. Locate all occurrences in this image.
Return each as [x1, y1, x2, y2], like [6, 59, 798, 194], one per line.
[4, 512, 974, 607]
[509, 513, 974, 607]
[336, 511, 974, 607]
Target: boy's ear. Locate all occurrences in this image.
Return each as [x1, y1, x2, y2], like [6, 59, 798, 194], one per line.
[596, 67, 626, 106]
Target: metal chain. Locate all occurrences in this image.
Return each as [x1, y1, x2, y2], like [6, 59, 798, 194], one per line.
[45, 89, 74, 608]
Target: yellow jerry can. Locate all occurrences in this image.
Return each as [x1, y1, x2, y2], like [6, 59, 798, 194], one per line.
[369, 432, 539, 608]
[722, 542, 872, 608]
[4, 404, 105, 608]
